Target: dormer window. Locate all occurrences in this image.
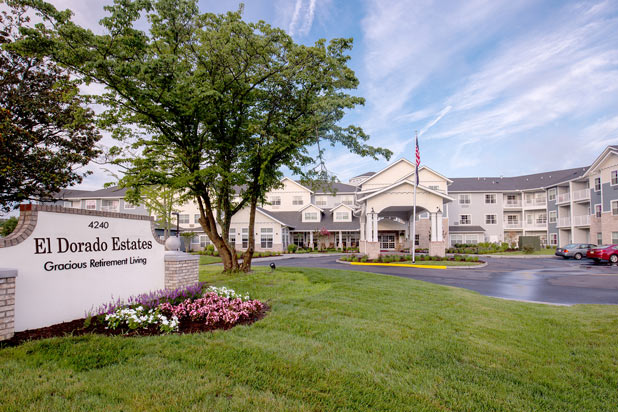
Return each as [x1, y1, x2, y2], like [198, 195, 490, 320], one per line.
[334, 211, 350, 221]
[304, 212, 318, 221]
[315, 196, 327, 206]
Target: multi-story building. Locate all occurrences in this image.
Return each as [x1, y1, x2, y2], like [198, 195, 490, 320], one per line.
[48, 145, 618, 255]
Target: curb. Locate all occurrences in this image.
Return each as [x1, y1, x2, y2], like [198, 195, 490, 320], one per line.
[469, 254, 557, 259]
[200, 253, 348, 265]
[336, 259, 488, 270]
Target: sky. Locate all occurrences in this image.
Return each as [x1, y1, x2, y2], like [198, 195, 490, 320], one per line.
[21, 0, 618, 187]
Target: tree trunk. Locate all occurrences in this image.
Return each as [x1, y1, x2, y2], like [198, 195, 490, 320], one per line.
[196, 194, 239, 272]
[240, 196, 258, 272]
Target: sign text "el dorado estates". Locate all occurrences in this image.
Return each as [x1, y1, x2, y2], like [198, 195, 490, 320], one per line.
[33, 237, 154, 254]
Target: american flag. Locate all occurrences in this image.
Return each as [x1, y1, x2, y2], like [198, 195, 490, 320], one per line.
[415, 133, 420, 185]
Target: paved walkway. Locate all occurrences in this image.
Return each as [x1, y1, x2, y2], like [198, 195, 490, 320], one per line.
[254, 255, 618, 305]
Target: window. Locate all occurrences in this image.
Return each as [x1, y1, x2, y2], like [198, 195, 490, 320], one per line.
[429, 185, 439, 191]
[612, 200, 618, 216]
[315, 196, 327, 206]
[260, 228, 273, 248]
[419, 212, 429, 219]
[270, 196, 281, 207]
[199, 235, 210, 248]
[379, 234, 395, 249]
[459, 194, 470, 205]
[179, 214, 190, 224]
[485, 214, 496, 224]
[124, 202, 136, 210]
[550, 233, 558, 246]
[595, 204, 602, 218]
[465, 234, 478, 244]
[597, 232, 602, 245]
[334, 211, 349, 221]
[594, 177, 601, 191]
[194, 214, 200, 224]
[613, 232, 618, 244]
[101, 199, 119, 212]
[548, 188, 556, 201]
[505, 194, 518, 206]
[292, 196, 304, 206]
[63, 201, 72, 208]
[460, 215, 471, 225]
[191, 235, 200, 244]
[341, 195, 354, 205]
[507, 215, 519, 224]
[450, 234, 462, 246]
[485, 194, 496, 204]
[242, 228, 249, 248]
[415, 234, 420, 246]
[85, 199, 97, 210]
[304, 212, 318, 221]
[536, 213, 547, 224]
[612, 170, 618, 186]
[229, 228, 236, 245]
[549, 211, 557, 223]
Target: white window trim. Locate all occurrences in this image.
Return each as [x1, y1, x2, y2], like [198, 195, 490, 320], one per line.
[611, 170, 618, 186]
[549, 211, 557, 223]
[549, 233, 558, 246]
[459, 194, 470, 205]
[484, 194, 496, 204]
[484, 214, 497, 224]
[594, 177, 601, 192]
[612, 200, 618, 216]
[594, 203, 602, 217]
[303, 212, 319, 222]
[334, 211, 350, 222]
[123, 202, 137, 210]
[548, 188, 556, 201]
[85, 199, 96, 210]
[459, 214, 471, 225]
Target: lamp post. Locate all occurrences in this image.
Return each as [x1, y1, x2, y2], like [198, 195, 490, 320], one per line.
[368, 208, 376, 243]
[172, 212, 180, 237]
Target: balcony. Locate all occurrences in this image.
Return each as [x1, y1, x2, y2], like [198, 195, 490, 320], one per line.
[572, 189, 590, 202]
[556, 193, 570, 204]
[504, 222, 522, 230]
[523, 199, 547, 209]
[503, 200, 522, 208]
[557, 217, 571, 228]
[573, 215, 590, 226]
[525, 221, 547, 230]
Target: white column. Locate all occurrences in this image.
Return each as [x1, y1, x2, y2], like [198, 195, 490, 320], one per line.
[366, 217, 373, 242]
[339, 231, 343, 248]
[309, 231, 314, 249]
[430, 212, 437, 242]
[372, 213, 379, 243]
[436, 210, 443, 241]
[360, 215, 366, 241]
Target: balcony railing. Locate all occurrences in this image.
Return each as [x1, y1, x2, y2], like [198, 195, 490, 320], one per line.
[525, 222, 547, 229]
[557, 217, 571, 227]
[101, 205, 119, 212]
[504, 222, 522, 229]
[504, 200, 522, 208]
[572, 189, 590, 202]
[524, 199, 547, 207]
[556, 193, 570, 204]
[573, 215, 590, 226]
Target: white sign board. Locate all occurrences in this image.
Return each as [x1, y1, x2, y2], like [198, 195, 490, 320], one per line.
[0, 209, 165, 331]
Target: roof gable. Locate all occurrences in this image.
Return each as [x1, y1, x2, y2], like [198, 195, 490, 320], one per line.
[279, 177, 313, 194]
[584, 146, 618, 177]
[358, 158, 416, 187]
[358, 179, 454, 202]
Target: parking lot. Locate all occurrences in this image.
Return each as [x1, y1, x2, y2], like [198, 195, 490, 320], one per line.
[255, 255, 618, 305]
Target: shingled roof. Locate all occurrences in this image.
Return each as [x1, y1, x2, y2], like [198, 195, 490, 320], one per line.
[260, 208, 360, 231]
[449, 167, 588, 192]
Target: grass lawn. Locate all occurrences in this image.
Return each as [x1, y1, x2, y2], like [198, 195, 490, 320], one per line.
[198, 255, 222, 265]
[2, 266, 617, 411]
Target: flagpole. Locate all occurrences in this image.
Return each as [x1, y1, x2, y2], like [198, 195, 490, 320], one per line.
[412, 131, 418, 263]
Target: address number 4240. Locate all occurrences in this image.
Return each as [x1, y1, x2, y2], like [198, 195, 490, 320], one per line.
[88, 221, 109, 229]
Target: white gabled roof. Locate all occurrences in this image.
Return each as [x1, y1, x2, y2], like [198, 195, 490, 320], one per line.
[298, 203, 324, 213]
[330, 203, 355, 212]
[357, 158, 415, 186]
[583, 146, 618, 177]
[357, 179, 454, 202]
[280, 177, 314, 194]
[256, 207, 292, 227]
[395, 165, 453, 185]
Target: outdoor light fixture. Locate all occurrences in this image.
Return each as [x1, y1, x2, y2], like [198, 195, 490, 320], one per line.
[270, 262, 276, 272]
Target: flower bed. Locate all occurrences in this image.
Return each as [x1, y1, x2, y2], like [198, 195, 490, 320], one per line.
[5, 283, 268, 346]
[340, 254, 481, 263]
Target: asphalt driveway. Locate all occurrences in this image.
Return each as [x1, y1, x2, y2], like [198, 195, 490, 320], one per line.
[254, 256, 618, 305]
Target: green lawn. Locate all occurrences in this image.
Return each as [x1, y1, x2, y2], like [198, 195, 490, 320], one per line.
[2, 266, 617, 411]
[198, 255, 222, 265]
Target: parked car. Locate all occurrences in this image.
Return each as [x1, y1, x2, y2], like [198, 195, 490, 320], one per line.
[555, 243, 597, 260]
[586, 245, 618, 264]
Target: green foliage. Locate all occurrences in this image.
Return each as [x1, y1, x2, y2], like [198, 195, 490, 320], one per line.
[522, 245, 535, 254]
[180, 231, 196, 251]
[0, 216, 18, 237]
[0, 4, 101, 212]
[287, 244, 298, 253]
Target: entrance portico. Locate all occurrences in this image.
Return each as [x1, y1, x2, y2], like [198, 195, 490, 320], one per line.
[357, 179, 452, 259]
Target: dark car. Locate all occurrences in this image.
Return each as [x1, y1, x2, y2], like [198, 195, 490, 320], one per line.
[555, 243, 597, 260]
[586, 245, 618, 264]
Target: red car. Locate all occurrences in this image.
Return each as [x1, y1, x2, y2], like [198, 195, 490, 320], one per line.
[586, 245, 618, 264]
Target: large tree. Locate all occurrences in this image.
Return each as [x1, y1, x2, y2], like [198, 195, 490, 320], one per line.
[16, 0, 391, 271]
[0, 2, 101, 212]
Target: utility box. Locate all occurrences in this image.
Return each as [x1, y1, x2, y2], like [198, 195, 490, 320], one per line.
[518, 236, 541, 251]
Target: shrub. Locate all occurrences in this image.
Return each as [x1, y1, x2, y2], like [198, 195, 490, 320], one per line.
[205, 244, 215, 254]
[360, 255, 368, 262]
[522, 245, 535, 254]
[287, 244, 297, 253]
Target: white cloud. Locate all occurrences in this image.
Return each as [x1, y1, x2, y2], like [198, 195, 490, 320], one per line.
[287, 0, 318, 37]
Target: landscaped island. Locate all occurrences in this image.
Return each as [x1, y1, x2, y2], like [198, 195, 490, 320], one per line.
[1, 265, 616, 411]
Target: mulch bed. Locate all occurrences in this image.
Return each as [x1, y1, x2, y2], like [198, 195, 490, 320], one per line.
[2, 304, 270, 347]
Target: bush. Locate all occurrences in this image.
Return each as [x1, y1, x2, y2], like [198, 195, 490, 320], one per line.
[522, 245, 535, 254]
[360, 255, 368, 262]
[213, 250, 219, 256]
[287, 244, 298, 253]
